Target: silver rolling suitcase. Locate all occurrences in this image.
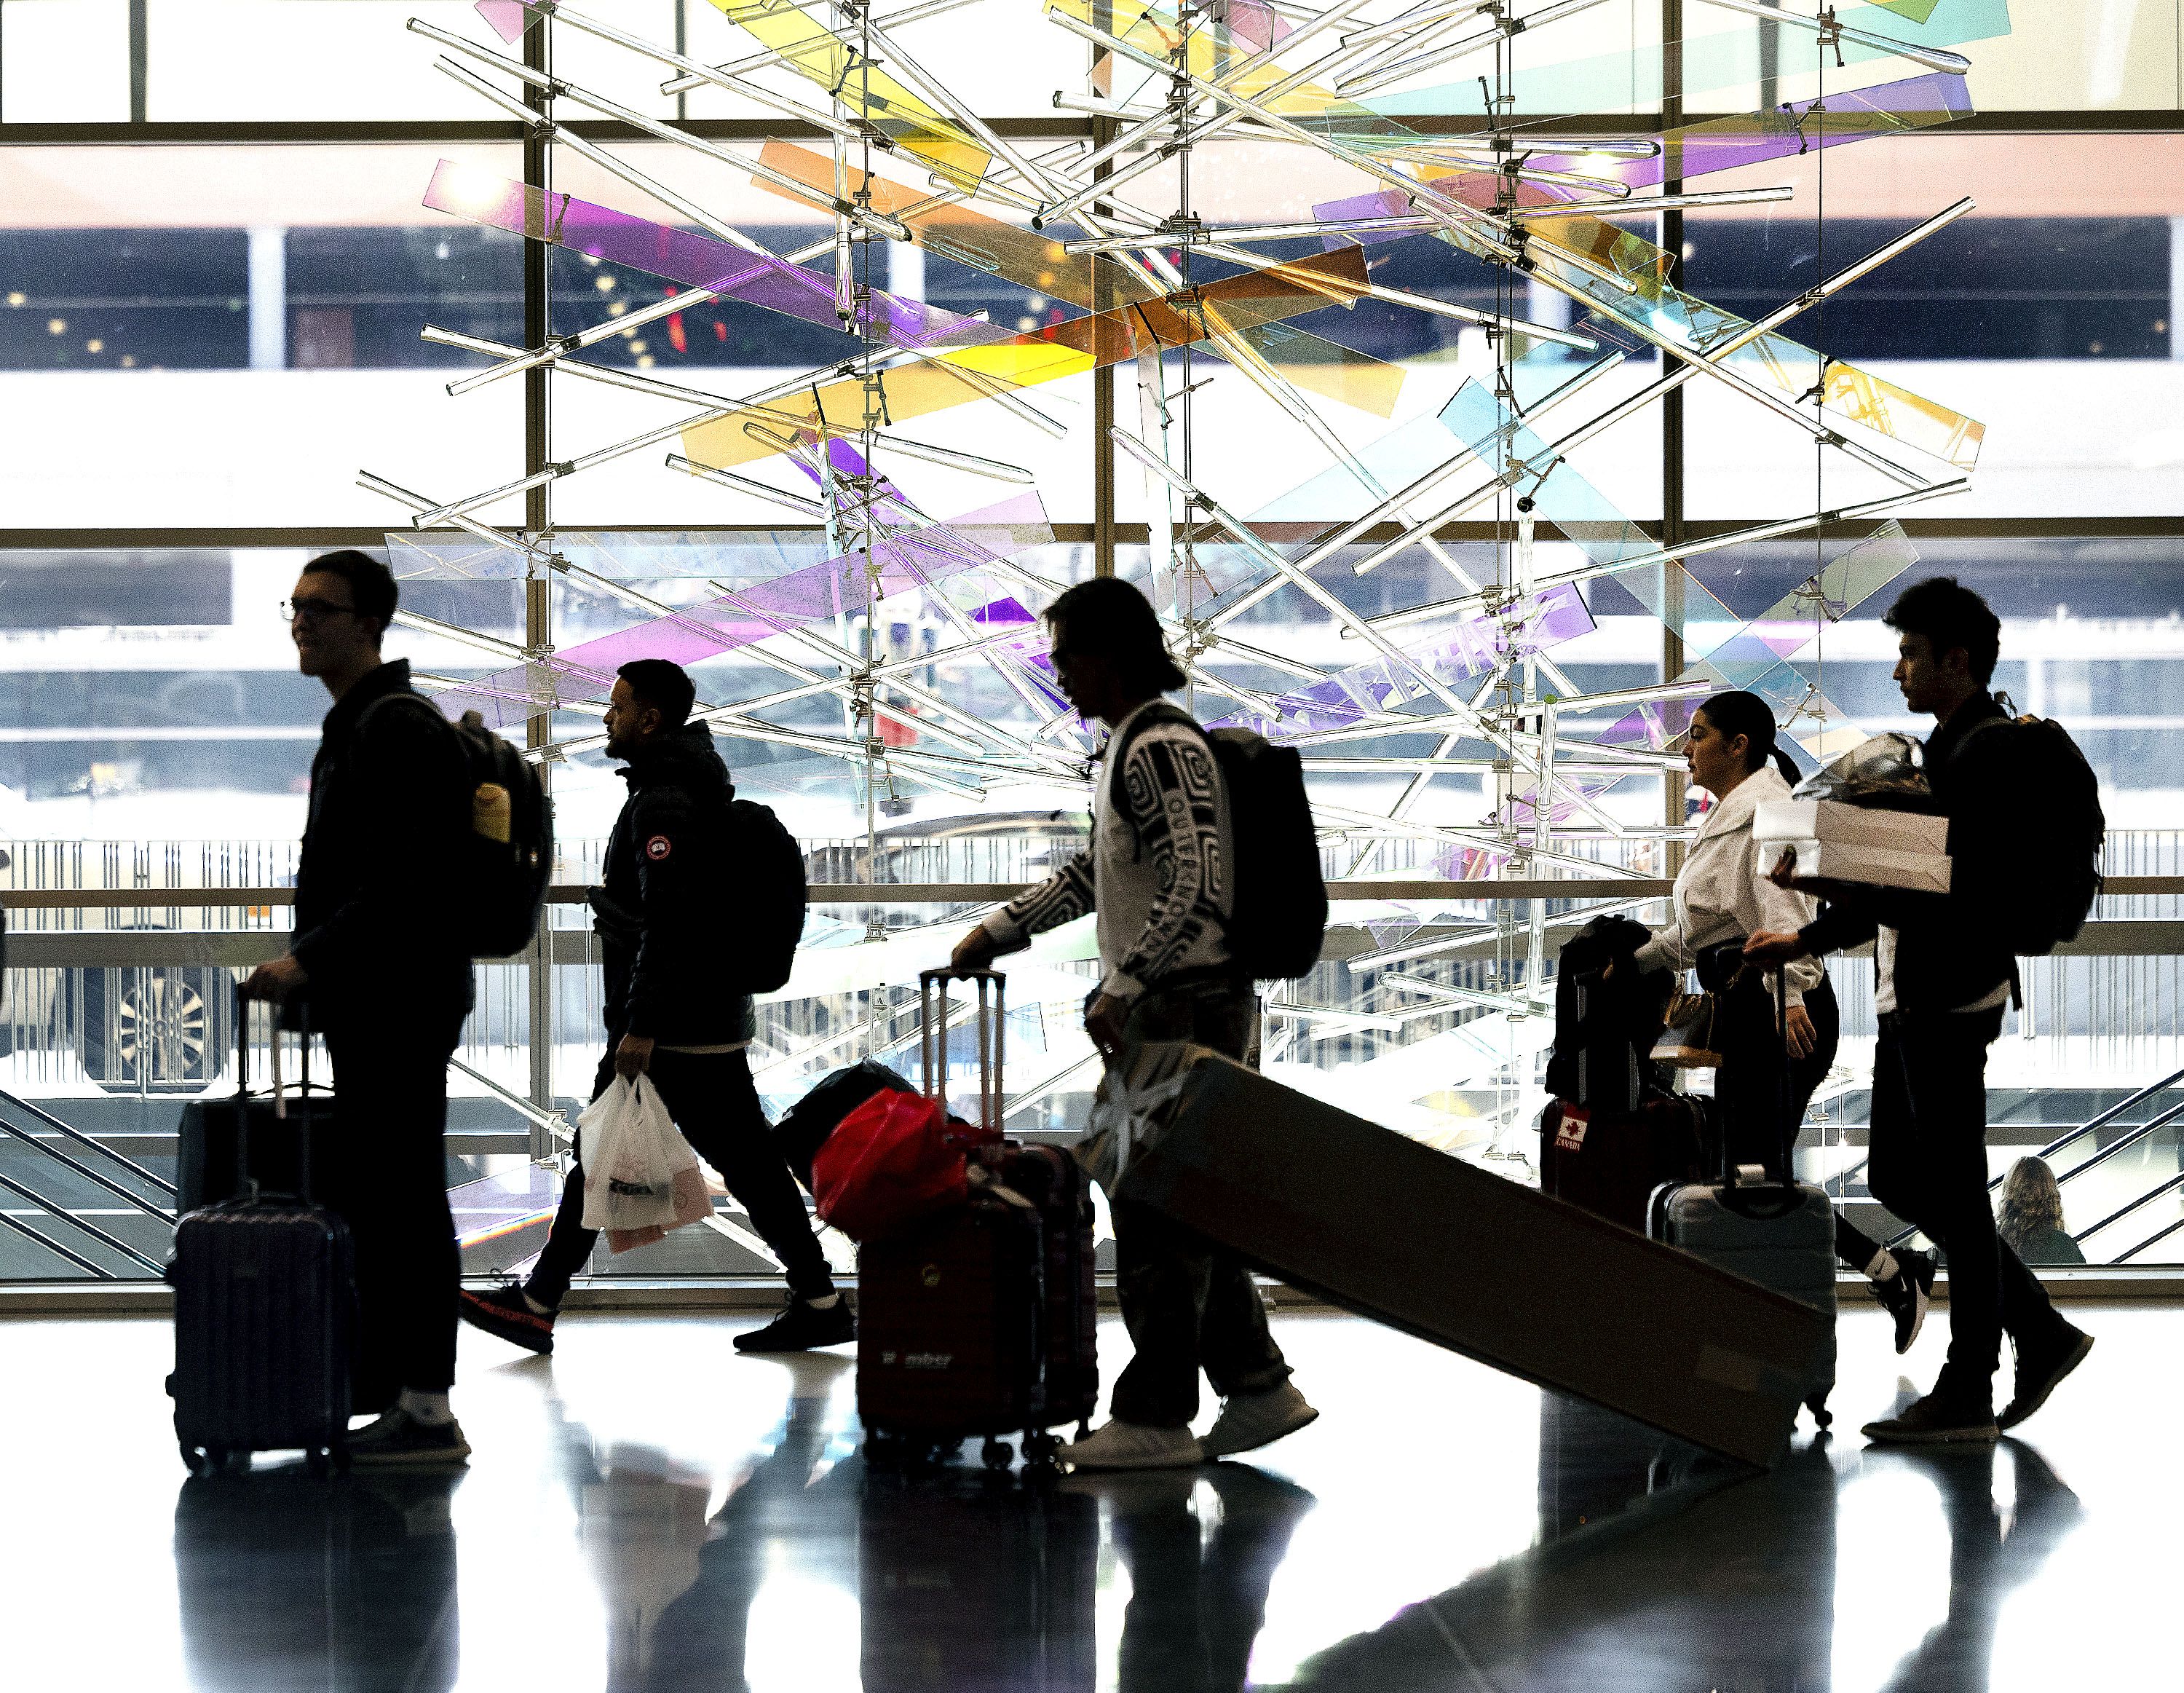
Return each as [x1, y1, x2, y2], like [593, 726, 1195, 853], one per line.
[1647, 972, 1838, 1429]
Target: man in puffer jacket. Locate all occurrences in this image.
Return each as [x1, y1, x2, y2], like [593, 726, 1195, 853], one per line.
[461, 660, 847, 1355]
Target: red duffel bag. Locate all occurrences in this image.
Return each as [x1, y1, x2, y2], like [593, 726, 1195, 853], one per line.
[811, 1087, 997, 1242]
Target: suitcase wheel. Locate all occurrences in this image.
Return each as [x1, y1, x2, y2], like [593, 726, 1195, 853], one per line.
[1807, 1392, 1833, 1432]
[1021, 1430, 1064, 1471]
[980, 1437, 1015, 1472]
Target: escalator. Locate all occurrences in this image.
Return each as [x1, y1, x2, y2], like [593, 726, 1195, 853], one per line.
[0, 1086, 178, 1278]
[1820, 1065, 2184, 1265]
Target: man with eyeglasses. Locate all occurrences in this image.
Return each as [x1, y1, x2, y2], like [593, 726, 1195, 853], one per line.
[242, 548, 476, 1467]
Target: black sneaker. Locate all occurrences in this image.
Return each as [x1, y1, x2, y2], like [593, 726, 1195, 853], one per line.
[734, 1294, 855, 1354]
[2000, 1322, 2094, 1431]
[1861, 1389, 1999, 1445]
[1869, 1248, 1938, 1355]
[459, 1281, 556, 1356]
[346, 1409, 472, 1469]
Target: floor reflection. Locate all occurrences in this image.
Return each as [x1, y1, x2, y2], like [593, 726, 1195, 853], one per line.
[4, 1309, 2161, 1690]
[1080, 1464, 1315, 1693]
[175, 1468, 462, 1693]
[1283, 1399, 2086, 1693]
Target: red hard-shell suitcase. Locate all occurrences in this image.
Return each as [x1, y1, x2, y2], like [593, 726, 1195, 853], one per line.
[169, 996, 355, 1473]
[856, 969, 1098, 1467]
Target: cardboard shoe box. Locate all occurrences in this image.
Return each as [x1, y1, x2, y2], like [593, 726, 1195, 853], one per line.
[1752, 798, 1952, 893]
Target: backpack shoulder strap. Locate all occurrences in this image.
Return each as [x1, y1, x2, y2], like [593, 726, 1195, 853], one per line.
[1102, 699, 1204, 778]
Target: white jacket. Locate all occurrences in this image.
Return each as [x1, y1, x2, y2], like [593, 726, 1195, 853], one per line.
[1631, 764, 1824, 1006]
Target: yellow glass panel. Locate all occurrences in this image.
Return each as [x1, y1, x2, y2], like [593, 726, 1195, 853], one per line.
[708, 0, 991, 190]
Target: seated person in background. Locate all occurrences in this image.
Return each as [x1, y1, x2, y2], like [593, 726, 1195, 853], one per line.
[1998, 1158, 2086, 1268]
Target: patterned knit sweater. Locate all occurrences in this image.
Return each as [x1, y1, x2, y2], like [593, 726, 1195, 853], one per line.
[981, 699, 1235, 999]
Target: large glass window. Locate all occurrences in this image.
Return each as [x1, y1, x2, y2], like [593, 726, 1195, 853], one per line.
[1, 0, 2177, 1277]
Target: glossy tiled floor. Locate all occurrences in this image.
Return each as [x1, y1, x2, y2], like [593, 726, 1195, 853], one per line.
[1, 1300, 2176, 1691]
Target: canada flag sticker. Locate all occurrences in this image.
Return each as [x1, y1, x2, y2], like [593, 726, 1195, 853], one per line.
[645, 835, 673, 861]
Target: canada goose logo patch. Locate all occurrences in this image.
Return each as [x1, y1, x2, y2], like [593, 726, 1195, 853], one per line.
[645, 835, 672, 861]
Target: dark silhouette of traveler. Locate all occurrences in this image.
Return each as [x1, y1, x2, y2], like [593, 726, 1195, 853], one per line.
[461, 659, 846, 1355]
[174, 1468, 462, 1692]
[1072, 1463, 1316, 1693]
[242, 548, 475, 1466]
[1615, 687, 1936, 1351]
[1749, 577, 2094, 1442]
[952, 577, 1315, 1470]
[1998, 1157, 2086, 1267]
[1873, 1441, 2082, 1693]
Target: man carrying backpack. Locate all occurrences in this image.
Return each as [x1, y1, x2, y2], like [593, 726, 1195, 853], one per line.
[460, 660, 848, 1356]
[1746, 577, 2094, 1444]
[242, 549, 477, 1466]
[951, 577, 1318, 1471]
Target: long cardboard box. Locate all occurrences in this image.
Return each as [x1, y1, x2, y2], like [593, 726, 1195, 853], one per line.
[1762, 837, 1952, 894]
[1115, 1054, 1834, 1467]
[1752, 795, 1950, 855]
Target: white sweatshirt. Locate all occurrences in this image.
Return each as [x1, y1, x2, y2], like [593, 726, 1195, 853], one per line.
[1631, 764, 1824, 1006]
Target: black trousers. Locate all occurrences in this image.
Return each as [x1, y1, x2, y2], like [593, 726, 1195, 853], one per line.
[527, 1046, 835, 1306]
[1710, 974, 1880, 1270]
[1869, 1009, 2062, 1395]
[1108, 978, 1291, 1429]
[325, 1001, 467, 1410]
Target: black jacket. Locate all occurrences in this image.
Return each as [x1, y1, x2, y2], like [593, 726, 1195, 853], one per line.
[1798, 692, 2019, 1016]
[293, 660, 474, 1024]
[595, 722, 756, 1046]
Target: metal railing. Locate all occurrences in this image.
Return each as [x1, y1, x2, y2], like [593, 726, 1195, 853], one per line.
[4, 863, 2184, 1281]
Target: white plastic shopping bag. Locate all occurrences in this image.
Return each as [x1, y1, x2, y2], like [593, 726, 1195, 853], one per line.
[579, 1075, 709, 1247]
[1078, 1040, 1201, 1193]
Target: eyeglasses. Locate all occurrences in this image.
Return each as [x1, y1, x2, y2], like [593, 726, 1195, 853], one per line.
[281, 597, 362, 625]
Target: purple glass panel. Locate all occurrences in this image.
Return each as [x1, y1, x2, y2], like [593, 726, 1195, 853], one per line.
[474, 0, 531, 45]
[423, 161, 1004, 354]
[437, 492, 1052, 726]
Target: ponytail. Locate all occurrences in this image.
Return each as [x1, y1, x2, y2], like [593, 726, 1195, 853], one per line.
[1695, 690, 1794, 781]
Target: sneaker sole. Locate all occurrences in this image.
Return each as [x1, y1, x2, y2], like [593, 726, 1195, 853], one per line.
[1200, 1405, 1321, 1461]
[732, 1329, 856, 1354]
[347, 1440, 473, 1469]
[1999, 1330, 2094, 1431]
[1061, 1443, 1206, 1472]
[1859, 1419, 2000, 1445]
[457, 1294, 555, 1357]
[1896, 1287, 1928, 1356]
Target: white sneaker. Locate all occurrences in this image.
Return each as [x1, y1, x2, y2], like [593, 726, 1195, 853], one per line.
[1059, 1418, 1204, 1472]
[1198, 1381, 1319, 1460]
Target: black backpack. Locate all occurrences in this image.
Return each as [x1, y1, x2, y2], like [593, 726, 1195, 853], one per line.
[1953, 704, 2104, 955]
[1116, 704, 1329, 982]
[722, 797, 809, 992]
[365, 698, 553, 959]
[1545, 915, 1671, 1110]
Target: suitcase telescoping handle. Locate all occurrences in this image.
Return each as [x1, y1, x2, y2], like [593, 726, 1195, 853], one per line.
[1721, 964, 1800, 1209]
[919, 966, 1005, 1134]
[232, 983, 315, 1201]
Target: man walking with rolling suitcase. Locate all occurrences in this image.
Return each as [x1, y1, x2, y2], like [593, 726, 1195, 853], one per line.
[953, 577, 1318, 1471]
[1747, 577, 2095, 1443]
[243, 549, 476, 1466]
[460, 659, 849, 1355]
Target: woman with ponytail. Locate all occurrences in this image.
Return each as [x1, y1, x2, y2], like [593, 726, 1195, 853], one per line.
[1626, 690, 1936, 1353]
